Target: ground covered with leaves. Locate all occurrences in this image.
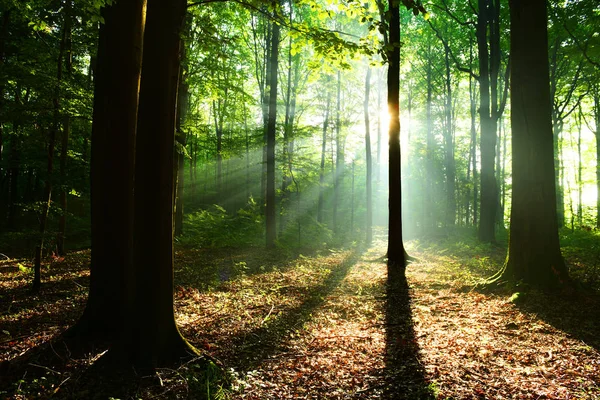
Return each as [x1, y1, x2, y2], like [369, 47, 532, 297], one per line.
[1, 232, 599, 399]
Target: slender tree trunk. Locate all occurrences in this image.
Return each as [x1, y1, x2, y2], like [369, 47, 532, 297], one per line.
[594, 92, 600, 228]
[425, 40, 434, 230]
[477, 0, 498, 243]
[280, 12, 297, 235]
[494, 0, 569, 289]
[365, 68, 373, 244]
[0, 10, 10, 224]
[333, 70, 343, 233]
[57, 0, 73, 255]
[265, 6, 279, 248]
[469, 40, 479, 227]
[33, 5, 68, 291]
[318, 95, 331, 224]
[387, 1, 406, 273]
[443, 41, 456, 227]
[7, 124, 20, 230]
[174, 63, 189, 237]
[577, 107, 583, 226]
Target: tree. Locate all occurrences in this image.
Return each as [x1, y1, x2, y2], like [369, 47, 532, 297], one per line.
[365, 67, 373, 244]
[265, 1, 280, 248]
[124, 0, 196, 366]
[69, 0, 144, 342]
[489, 0, 570, 289]
[386, 1, 405, 271]
[71, 0, 198, 366]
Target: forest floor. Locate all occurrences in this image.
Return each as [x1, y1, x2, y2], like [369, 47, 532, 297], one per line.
[0, 232, 599, 399]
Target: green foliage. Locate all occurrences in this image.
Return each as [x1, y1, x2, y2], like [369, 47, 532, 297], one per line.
[278, 216, 333, 249]
[560, 228, 600, 291]
[179, 199, 263, 248]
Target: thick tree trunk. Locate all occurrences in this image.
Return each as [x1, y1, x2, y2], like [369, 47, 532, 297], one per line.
[387, 2, 406, 273]
[126, 0, 197, 367]
[265, 9, 279, 248]
[494, 0, 569, 289]
[68, 0, 145, 342]
[365, 68, 373, 244]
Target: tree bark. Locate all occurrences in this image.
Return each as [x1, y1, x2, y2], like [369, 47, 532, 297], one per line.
[443, 38, 456, 227]
[33, 2, 69, 291]
[365, 67, 373, 244]
[477, 0, 498, 243]
[318, 94, 331, 225]
[493, 0, 569, 289]
[125, 0, 197, 367]
[333, 70, 343, 234]
[387, 1, 406, 273]
[57, 0, 73, 255]
[265, 5, 280, 248]
[68, 0, 145, 342]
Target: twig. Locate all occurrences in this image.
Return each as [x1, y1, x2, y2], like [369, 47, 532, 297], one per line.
[28, 363, 61, 375]
[52, 376, 70, 396]
[260, 304, 275, 326]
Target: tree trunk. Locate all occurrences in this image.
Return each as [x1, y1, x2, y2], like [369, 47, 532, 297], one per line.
[333, 70, 343, 233]
[477, 0, 498, 243]
[387, 1, 406, 273]
[0, 10, 10, 223]
[57, 0, 73, 255]
[493, 0, 569, 289]
[33, 4, 68, 291]
[443, 40, 456, 227]
[125, 0, 197, 367]
[265, 6, 279, 248]
[577, 107, 583, 227]
[365, 67, 373, 244]
[594, 91, 600, 228]
[318, 94, 331, 225]
[174, 33, 190, 238]
[425, 40, 434, 231]
[469, 39, 478, 227]
[68, 0, 145, 343]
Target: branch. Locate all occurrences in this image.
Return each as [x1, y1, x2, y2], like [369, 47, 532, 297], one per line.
[428, 20, 479, 81]
[433, 0, 476, 27]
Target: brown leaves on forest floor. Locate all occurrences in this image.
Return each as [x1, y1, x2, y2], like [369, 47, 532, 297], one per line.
[1, 239, 600, 399]
[408, 250, 600, 399]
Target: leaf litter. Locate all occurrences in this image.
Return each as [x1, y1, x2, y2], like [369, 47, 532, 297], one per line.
[0, 238, 599, 399]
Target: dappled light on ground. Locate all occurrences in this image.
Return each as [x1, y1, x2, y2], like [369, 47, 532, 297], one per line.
[1, 238, 600, 398]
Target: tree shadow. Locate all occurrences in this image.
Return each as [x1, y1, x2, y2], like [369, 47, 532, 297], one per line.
[384, 273, 434, 399]
[515, 290, 600, 351]
[215, 248, 362, 372]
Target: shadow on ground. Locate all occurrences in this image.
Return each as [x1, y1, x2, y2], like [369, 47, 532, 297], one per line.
[220, 248, 362, 372]
[515, 290, 600, 352]
[384, 269, 434, 399]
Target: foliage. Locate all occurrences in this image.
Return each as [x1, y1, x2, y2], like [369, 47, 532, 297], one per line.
[179, 199, 264, 248]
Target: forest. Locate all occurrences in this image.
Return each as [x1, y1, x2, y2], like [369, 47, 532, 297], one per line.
[0, 0, 599, 398]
